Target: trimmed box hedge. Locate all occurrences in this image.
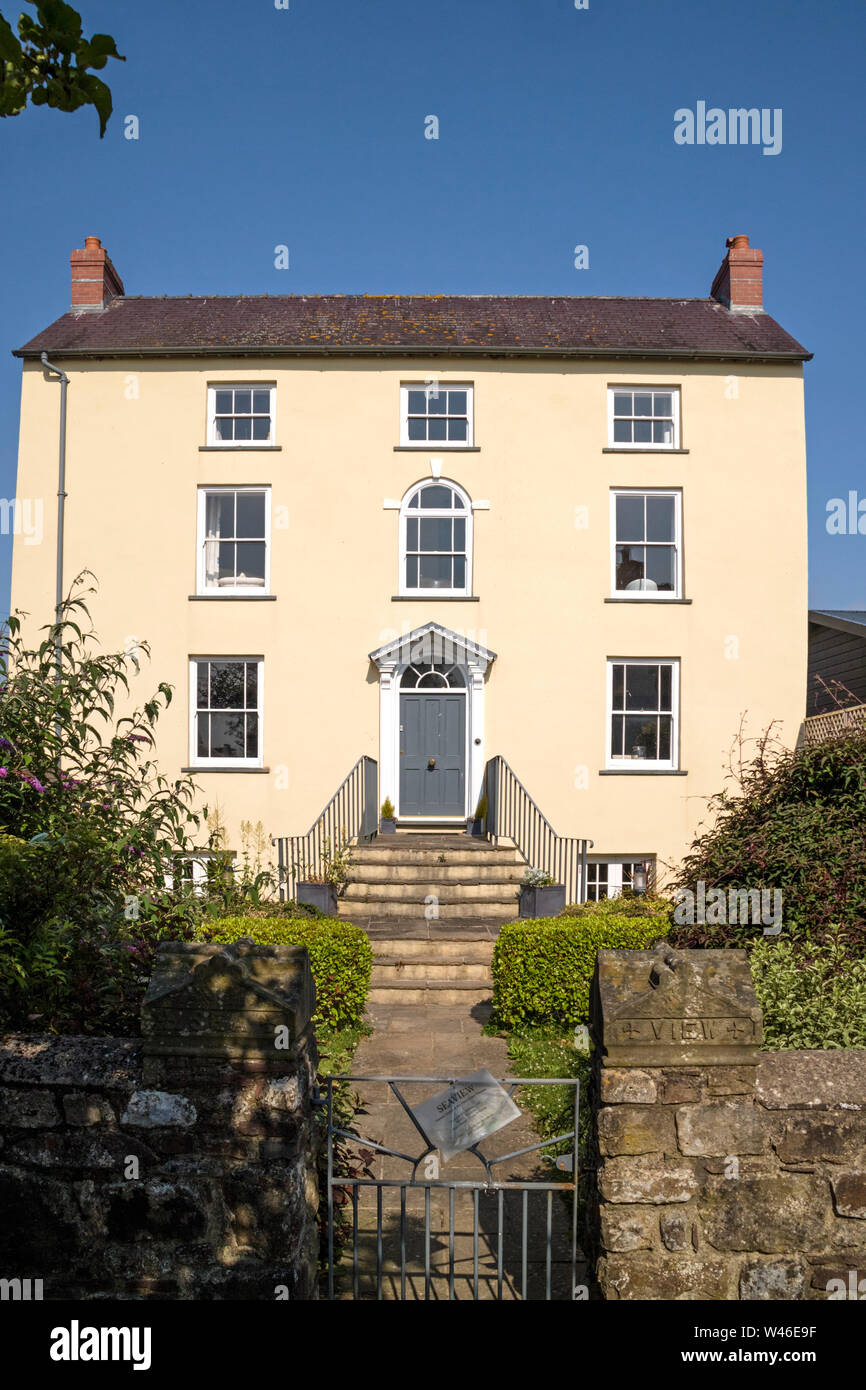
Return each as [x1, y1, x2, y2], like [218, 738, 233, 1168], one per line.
[204, 915, 372, 1030]
[491, 914, 668, 1029]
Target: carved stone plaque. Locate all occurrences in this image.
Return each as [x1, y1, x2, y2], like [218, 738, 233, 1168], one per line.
[591, 945, 762, 1066]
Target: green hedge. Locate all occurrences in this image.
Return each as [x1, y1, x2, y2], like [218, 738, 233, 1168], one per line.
[491, 915, 668, 1029]
[204, 915, 372, 1030]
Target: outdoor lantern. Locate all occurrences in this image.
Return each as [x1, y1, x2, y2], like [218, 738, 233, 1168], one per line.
[632, 864, 648, 896]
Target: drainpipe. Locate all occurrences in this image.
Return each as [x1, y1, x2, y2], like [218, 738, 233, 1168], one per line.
[40, 353, 69, 685]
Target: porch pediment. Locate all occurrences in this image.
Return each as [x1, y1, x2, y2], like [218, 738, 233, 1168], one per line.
[369, 622, 496, 672]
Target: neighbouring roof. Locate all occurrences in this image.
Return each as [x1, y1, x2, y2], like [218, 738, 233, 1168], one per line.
[809, 610, 866, 638]
[14, 295, 811, 361]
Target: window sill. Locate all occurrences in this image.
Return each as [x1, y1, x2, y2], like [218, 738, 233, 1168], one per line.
[393, 445, 480, 452]
[182, 766, 270, 774]
[602, 447, 689, 454]
[198, 445, 282, 452]
[605, 597, 692, 605]
[599, 768, 688, 776]
[189, 594, 276, 601]
[392, 595, 479, 602]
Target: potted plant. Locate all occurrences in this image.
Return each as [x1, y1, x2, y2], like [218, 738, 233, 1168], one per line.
[518, 867, 566, 919]
[380, 797, 397, 834]
[466, 791, 488, 837]
[296, 834, 354, 915]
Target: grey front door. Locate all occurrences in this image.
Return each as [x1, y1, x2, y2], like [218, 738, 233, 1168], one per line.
[399, 693, 466, 816]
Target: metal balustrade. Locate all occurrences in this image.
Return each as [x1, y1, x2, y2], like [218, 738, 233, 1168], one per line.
[273, 755, 378, 900]
[484, 756, 592, 905]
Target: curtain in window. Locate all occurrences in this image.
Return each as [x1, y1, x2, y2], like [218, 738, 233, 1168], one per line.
[204, 493, 222, 587]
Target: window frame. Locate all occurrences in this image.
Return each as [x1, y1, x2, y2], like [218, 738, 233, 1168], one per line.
[586, 858, 655, 901]
[606, 658, 680, 770]
[207, 384, 276, 447]
[606, 386, 681, 450]
[399, 382, 475, 448]
[609, 488, 683, 600]
[196, 486, 272, 597]
[398, 478, 474, 598]
[188, 656, 264, 769]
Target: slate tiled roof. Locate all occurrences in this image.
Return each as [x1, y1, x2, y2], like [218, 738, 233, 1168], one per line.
[810, 611, 866, 634]
[15, 294, 810, 360]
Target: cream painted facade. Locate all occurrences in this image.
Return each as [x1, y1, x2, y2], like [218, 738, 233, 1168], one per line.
[11, 349, 808, 887]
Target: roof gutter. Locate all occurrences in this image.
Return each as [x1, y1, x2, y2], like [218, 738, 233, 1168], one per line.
[14, 344, 813, 362]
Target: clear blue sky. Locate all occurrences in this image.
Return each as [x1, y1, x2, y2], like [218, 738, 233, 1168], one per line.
[1, 0, 864, 614]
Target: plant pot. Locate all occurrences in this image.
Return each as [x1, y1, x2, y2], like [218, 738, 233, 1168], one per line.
[379, 818, 397, 834]
[466, 817, 485, 837]
[519, 883, 566, 919]
[297, 881, 339, 915]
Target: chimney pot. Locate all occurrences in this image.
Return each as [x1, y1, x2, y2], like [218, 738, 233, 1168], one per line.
[711, 233, 763, 312]
[70, 236, 124, 312]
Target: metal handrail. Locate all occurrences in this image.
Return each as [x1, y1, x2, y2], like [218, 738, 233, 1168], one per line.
[273, 755, 378, 900]
[484, 756, 592, 904]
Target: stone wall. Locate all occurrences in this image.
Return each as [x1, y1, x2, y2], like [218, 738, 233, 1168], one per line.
[589, 944, 866, 1300]
[0, 940, 320, 1299]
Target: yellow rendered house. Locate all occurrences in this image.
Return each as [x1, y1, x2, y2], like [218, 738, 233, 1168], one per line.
[11, 233, 810, 904]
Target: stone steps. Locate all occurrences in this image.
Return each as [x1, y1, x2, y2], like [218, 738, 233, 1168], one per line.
[367, 979, 493, 1007]
[347, 898, 518, 920]
[343, 881, 520, 903]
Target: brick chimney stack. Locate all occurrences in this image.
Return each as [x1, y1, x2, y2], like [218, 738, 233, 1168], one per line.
[710, 234, 764, 312]
[70, 236, 125, 311]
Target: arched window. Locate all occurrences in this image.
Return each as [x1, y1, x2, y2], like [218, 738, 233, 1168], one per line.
[400, 661, 466, 688]
[399, 480, 472, 596]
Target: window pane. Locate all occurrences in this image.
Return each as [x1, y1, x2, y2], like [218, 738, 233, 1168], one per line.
[234, 390, 252, 414]
[613, 419, 632, 443]
[428, 392, 446, 414]
[617, 546, 645, 589]
[453, 518, 466, 551]
[612, 664, 624, 709]
[653, 393, 672, 417]
[236, 541, 266, 582]
[452, 492, 465, 509]
[447, 665, 466, 687]
[420, 518, 452, 551]
[252, 416, 271, 440]
[245, 662, 258, 708]
[406, 518, 418, 550]
[625, 665, 658, 711]
[447, 417, 467, 441]
[214, 390, 233, 415]
[633, 419, 652, 443]
[418, 485, 452, 508]
[419, 554, 453, 588]
[659, 664, 672, 711]
[246, 713, 259, 759]
[613, 393, 632, 416]
[252, 390, 271, 414]
[646, 546, 675, 591]
[210, 662, 244, 709]
[196, 662, 209, 709]
[197, 713, 210, 758]
[653, 420, 673, 445]
[215, 417, 234, 441]
[209, 713, 245, 758]
[234, 417, 252, 440]
[236, 492, 265, 537]
[428, 417, 447, 441]
[408, 390, 426, 414]
[625, 715, 658, 759]
[659, 715, 672, 760]
[646, 496, 675, 542]
[610, 714, 624, 757]
[418, 671, 447, 687]
[408, 417, 426, 441]
[452, 555, 466, 589]
[616, 495, 644, 541]
[634, 393, 652, 416]
[218, 494, 235, 536]
[218, 541, 236, 581]
[448, 391, 467, 413]
[406, 555, 418, 588]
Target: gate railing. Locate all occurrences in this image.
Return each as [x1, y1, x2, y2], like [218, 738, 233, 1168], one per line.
[326, 1073, 580, 1301]
[273, 755, 377, 900]
[483, 756, 592, 905]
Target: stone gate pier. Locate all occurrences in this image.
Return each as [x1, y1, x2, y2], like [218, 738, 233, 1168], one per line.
[588, 944, 866, 1300]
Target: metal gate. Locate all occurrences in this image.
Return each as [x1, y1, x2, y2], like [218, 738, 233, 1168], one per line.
[325, 1073, 581, 1301]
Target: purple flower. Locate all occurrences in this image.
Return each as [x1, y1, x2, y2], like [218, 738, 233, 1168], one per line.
[0, 738, 11, 749]
[0, 768, 6, 779]
[18, 771, 45, 793]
